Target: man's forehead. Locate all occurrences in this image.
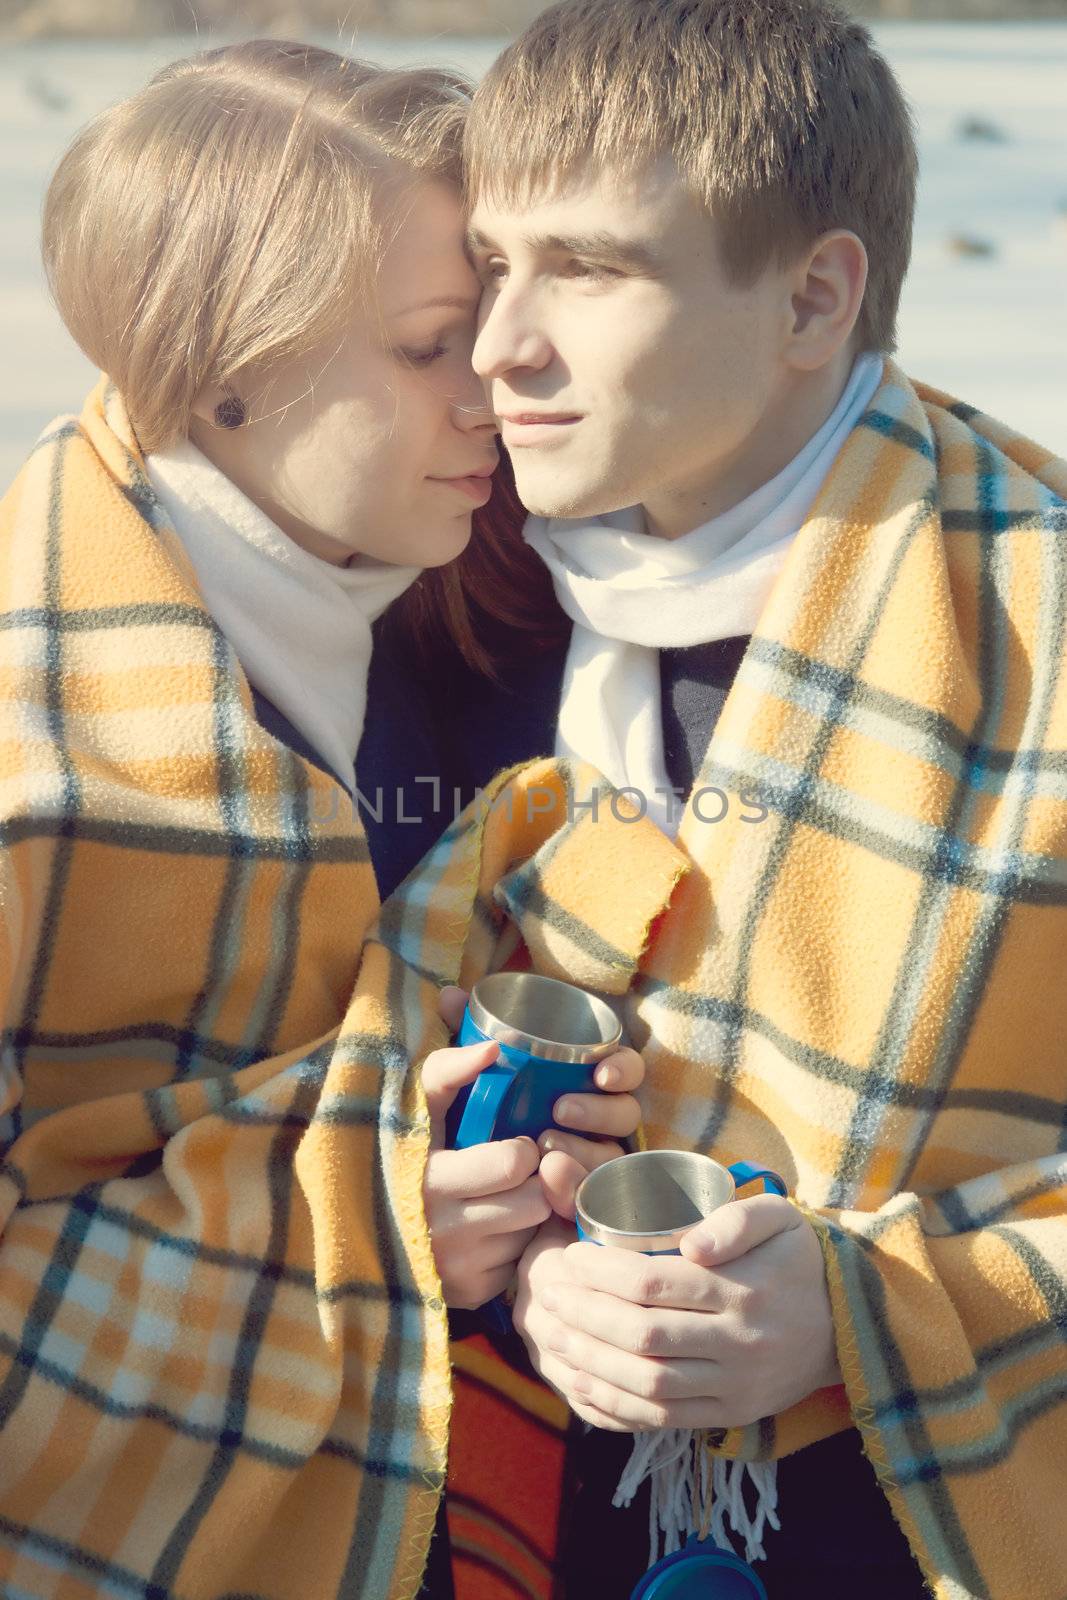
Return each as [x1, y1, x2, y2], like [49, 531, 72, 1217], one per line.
[467, 156, 691, 255]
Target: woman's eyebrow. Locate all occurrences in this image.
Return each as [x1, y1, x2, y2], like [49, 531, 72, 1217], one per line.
[465, 225, 663, 273]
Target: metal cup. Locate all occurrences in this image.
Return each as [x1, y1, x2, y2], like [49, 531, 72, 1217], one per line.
[466, 971, 622, 1063]
[576, 1149, 784, 1600]
[447, 971, 623, 1149]
[576, 1149, 786, 1254]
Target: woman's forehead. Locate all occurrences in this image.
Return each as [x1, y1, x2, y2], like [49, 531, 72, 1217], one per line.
[377, 198, 481, 320]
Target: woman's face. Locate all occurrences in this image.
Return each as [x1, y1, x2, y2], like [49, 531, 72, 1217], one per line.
[189, 179, 498, 569]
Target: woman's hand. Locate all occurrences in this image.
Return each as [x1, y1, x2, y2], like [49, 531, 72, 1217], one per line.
[421, 986, 645, 1308]
[513, 1198, 840, 1432]
[536, 1039, 645, 1220]
[422, 1010, 551, 1310]
[437, 985, 646, 1223]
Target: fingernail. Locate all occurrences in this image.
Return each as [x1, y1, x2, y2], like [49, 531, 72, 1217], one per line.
[541, 1287, 559, 1313]
[556, 1097, 584, 1125]
[595, 1064, 618, 1088]
[539, 1132, 559, 1153]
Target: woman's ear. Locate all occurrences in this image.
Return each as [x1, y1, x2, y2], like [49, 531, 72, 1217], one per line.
[189, 383, 246, 430]
[189, 383, 223, 427]
[786, 230, 869, 372]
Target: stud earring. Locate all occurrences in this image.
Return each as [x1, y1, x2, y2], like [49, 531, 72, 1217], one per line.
[214, 394, 246, 429]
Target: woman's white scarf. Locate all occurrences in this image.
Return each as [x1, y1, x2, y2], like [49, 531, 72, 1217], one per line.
[146, 438, 421, 790]
[524, 354, 884, 835]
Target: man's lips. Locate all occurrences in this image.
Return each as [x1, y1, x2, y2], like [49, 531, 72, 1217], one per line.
[499, 412, 582, 446]
[499, 412, 581, 425]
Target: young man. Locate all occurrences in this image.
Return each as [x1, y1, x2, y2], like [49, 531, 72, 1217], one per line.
[421, 2, 1067, 1597]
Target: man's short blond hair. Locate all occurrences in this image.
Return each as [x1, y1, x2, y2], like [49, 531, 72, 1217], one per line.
[43, 40, 470, 453]
[466, 0, 917, 354]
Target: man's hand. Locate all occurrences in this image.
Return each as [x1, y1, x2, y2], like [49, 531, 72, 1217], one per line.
[511, 1214, 582, 1400]
[513, 1195, 841, 1432]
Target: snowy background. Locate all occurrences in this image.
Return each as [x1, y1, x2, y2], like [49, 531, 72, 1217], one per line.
[1, 21, 1064, 485]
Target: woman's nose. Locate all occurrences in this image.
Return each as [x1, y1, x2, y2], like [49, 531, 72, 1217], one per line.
[449, 370, 496, 431]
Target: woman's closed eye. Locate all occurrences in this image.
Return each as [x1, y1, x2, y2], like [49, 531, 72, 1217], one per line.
[401, 342, 449, 367]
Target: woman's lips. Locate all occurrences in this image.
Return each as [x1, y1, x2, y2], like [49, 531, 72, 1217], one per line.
[427, 455, 497, 504]
[428, 474, 494, 503]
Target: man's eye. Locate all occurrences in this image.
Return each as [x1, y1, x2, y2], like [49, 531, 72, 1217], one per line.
[477, 258, 508, 285]
[402, 343, 448, 366]
[562, 259, 617, 280]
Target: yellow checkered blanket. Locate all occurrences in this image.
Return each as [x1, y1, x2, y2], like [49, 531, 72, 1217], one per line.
[443, 363, 1067, 1600]
[0, 377, 685, 1598]
[3, 362, 1067, 1600]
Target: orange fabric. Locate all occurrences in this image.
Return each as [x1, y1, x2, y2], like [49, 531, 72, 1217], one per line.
[449, 1337, 570, 1600]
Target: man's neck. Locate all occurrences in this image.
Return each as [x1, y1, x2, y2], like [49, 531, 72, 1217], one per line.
[643, 352, 858, 541]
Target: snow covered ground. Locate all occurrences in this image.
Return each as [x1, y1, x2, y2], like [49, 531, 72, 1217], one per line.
[0, 22, 1064, 487]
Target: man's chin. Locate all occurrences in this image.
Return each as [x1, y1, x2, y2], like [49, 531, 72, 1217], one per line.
[510, 468, 635, 523]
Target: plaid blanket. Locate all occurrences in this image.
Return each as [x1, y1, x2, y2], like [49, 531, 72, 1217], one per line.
[443, 363, 1067, 1600]
[5, 364, 1066, 1600]
[0, 378, 456, 1599]
[0, 380, 688, 1598]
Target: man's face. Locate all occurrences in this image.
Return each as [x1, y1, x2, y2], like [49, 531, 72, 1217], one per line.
[469, 157, 792, 538]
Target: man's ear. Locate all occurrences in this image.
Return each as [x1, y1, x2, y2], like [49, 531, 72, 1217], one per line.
[786, 230, 869, 371]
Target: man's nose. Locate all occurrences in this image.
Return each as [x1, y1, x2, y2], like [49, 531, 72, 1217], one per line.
[472, 288, 552, 380]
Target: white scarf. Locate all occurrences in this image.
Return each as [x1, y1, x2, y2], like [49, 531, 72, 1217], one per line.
[524, 354, 885, 834]
[145, 438, 421, 791]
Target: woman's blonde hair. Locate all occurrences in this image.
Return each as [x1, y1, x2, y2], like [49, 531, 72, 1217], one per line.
[42, 39, 470, 453]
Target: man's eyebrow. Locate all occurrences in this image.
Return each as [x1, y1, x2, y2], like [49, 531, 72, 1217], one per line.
[465, 226, 663, 273]
[389, 294, 480, 317]
[540, 231, 665, 271]
[465, 226, 494, 256]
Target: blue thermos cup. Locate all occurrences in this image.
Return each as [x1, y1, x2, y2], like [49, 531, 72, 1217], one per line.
[446, 971, 623, 1150]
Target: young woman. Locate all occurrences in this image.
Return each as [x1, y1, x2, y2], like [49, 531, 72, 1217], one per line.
[0, 41, 641, 1597]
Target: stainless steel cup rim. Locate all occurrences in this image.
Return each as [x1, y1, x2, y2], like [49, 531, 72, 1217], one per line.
[576, 1150, 736, 1252]
[468, 972, 622, 1064]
